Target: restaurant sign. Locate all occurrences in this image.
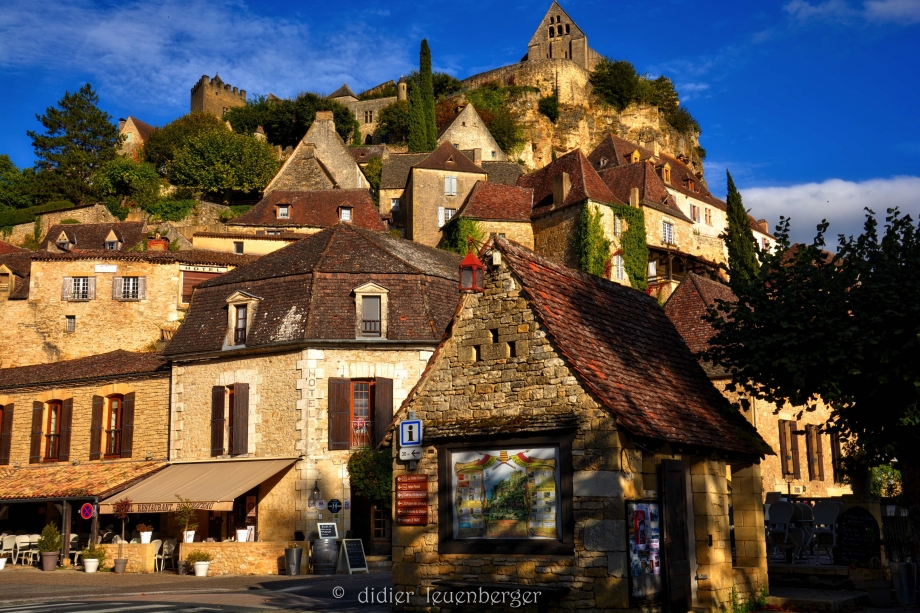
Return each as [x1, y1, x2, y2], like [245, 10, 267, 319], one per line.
[98, 500, 224, 514]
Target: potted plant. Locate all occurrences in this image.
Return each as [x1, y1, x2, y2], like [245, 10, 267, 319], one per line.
[284, 542, 302, 576]
[112, 497, 132, 573]
[236, 527, 249, 542]
[36, 524, 63, 571]
[0, 552, 9, 570]
[175, 495, 198, 543]
[866, 558, 894, 607]
[81, 544, 106, 573]
[136, 523, 153, 544]
[186, 549, 212, 577]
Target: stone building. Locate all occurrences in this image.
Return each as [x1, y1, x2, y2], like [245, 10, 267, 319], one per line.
[437, 105, 507, 162]
[0, 249, 253, 368]
[162, 224, 461, 553]
[0, 351, 169, 544]
[39, 222, 147, 252]
[2, 204, 119, 247]
[455, 182, 535, 249]
[384, 237, 771, 612]
[331, 81, 406, 145]
[226, 189, 385, 236]
[118, 117, 154, 160]
[191, 231, 302, 256]
[527, 1, 600, 69]
[190, 73, 246, 117]
[263, 112, 370, 194]
[664, 273, 851, 499]
[0, 249, 33, 303]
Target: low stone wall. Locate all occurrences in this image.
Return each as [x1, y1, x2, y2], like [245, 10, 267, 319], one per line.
[178, 541, 308, 576]
[100, 542, 157, 573]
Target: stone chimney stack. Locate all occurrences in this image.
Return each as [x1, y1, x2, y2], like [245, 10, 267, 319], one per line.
[472, 148, 482, 166]
[757, 219, 769, 233]
[630, 187, 640, 208]
[653, 141, 660, 157]
[553, 172, 571, 207]
[118, 118, 126, 131]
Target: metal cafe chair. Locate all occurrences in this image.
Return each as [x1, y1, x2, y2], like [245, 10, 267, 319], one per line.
[813, 500, 840, 563]
[767, 501, 800, 563]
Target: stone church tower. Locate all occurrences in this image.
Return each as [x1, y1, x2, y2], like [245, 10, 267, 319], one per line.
[527, 1, 599, 70]
[190, 73, 247, 117]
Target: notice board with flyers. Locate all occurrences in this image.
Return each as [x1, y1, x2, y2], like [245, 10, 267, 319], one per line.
[626, 500, 663, 604]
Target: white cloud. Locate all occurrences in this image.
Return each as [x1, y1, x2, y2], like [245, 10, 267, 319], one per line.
[676, 82, 710, 102]
[864, 0, 920, 23]
[0, 0, 414, 114]
[740, 176, 920, 243]
[784, 0, 856, 22]
[782, 0, 920, 24]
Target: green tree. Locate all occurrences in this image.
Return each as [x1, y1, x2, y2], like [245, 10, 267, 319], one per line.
[0, 155, 34, 211]
[721, 171, 760, 287]
[405, 70, 464, 101]
[440, 217, 484, 254]
[408, 40, 437, 152]
[27, 83, 121, 204]
[225, 93, 357, 149]
[362, 156, 383, 205]
[572, 204, 611, 277]
[705, 209, 920, 554]
[93, 157, 162, 208]
[590, 58, 640, 112]
[346, 448, 392, 507]
[168, 131, 279, 202]
[377, 100, 410, 144]
[538, 95, 559, 122]
[487, 107, 527, 155]
[142, 112, 227, 177]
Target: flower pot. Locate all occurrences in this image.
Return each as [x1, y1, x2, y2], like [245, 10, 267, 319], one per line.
[285, 547, 302, 576]
[184, 530, 196, 543]
[40, 552, 59, 572]
[236, 529, 249, 543]
[0, 558, 7, 570]
[177, 560, 187, 576]
[866, 579, 893, 607]
[113, 558, 128, 574]
[193, 561, 210, 577]
[83, 558, 99, 573]
[139, 532, 152, 544]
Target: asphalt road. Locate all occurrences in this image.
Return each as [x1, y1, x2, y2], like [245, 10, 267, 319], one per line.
[0, 566, 393, 613]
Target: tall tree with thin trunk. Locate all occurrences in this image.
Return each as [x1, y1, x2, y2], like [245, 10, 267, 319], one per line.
[419, 40, 438, 150]
[721, 170, 760, 287]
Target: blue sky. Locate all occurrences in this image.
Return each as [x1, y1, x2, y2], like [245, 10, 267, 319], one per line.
[1, 0, 918, 242]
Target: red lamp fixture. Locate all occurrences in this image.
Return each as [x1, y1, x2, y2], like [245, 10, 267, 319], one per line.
[459, 250, 485, 293]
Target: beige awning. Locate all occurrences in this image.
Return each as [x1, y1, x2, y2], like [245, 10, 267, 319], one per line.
[98, 458, 296, 514]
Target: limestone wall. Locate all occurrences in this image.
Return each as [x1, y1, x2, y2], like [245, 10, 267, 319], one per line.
[475, 220, 535, 250]
[407, 168, 485, 247]
[2, 204, 117, 247]
[343, 97, 397, 144]
[177, 541, 308, 575]
[532, 204, 580, 268]
[190, 234, 295, 255]
[100, 542, 158, 573]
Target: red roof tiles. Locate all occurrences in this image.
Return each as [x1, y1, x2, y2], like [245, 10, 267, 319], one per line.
[516, 149, 620, 217]
[0, 240, 24, 254]
[457, 181, 534, 222]
[413, 141, 488, 175]
[0, 350, 168, 390]
[228, 190, 385, 231]
[0, 460, 167, 500]
[663, 273, 736, 360]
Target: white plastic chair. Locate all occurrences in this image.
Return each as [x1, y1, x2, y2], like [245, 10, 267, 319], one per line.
[150, 539, 162, 571]
[813, 500, 840, 563]
[157, 539, 176, 572]
[0, 535, 15, 563]
[67, 534, 81, 566]
[767, 501, 799, 562]
[14, 535, 35, 565]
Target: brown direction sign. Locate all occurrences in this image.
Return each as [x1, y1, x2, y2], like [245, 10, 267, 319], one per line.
[395, 474, 429, 526]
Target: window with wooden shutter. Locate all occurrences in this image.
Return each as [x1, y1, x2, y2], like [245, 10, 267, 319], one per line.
[0, 404, 13, 465]
[328, 378, 352, 450]
[61, 277, 72, 301]
[29, 401, 43, 464]
[87, 277, 96, 300]
[137, 276, 146, 300]
[790, 421, 801, 480]
[830, 432, 844, 483]
[112, 277, 123, 299]
[58, 399, 73, 462]
[182, 271, 221, 303]
[211, 386, 226, 456]
[778, 420, 793, 478]
[89, 396, 104, 460]
[230, 382, 249, 456]
[805, 425, 825, 481]
[373, 378, 393, 448]
[120, 392, 135, 458]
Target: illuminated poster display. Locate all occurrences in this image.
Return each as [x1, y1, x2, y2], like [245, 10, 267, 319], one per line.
[627, 501, 663, 602]
[451, 447, 560, 539]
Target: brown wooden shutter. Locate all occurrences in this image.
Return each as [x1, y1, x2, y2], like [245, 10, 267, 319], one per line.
[661, 460, 691, 613]
[373, 377, 393, 448]
[58, 398, 73, 462]
[137, 277, 146, 300]
[120, 392, 135, 458]
[815, 426, 825, 482]
[87, 277, 96, 300]
[328, 378, 351, 450]
[61, 277, 72, 301]
[182, 271, 220, 303]
[29, 401, 43, 464]
[112, 277, 123, 299]
[89, 396, 104, 460]
[231, 383, 249, 456]
[830, 432, 842, 483]
[778, 420, 790, 476]
[790, 421, 801, 480]
[0, 404, 13, 465]
[211, 386, 226, 457]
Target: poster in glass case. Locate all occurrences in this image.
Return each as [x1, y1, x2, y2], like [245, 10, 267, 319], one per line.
[627, 500, 663, 603]
[450, 447, 560, 540]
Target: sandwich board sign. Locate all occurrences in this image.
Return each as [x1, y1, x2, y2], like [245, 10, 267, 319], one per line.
[336, 538, 369, 574]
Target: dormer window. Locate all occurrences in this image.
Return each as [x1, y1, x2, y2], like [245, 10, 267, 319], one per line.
[687, 179, 695, 192]
[662, 164, 672, 184]
[105, 241, 118, 250]
[353, 282, 389, 340]
[630, 150, 640, 163]
[340, 207, 353, 222]
[224, 291, 261, 349]
[277, 205, 290, 219]
[234, 305, 248, 345]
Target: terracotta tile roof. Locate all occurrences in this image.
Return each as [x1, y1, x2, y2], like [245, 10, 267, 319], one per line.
[0, 350, 169, 390]
[412, 141, 487, 175]
[0, 460, 167, 500]
[380, 153, 428, 189]
[457, 181, 534, 222]
[517, 149, 621, 217]
[165, 225, 462, 356]
[663, 273, 736, 378]
[330, 83, 358, 99]
[495, 237, 770, 458]
[40, 222, 147, 251]
[599, 163, 694, 223]
[128, 116, 155, 142]
[0, 240, 24, 254]
[349, 146, 385, 164]
[0, 252, 34, 277]
[481, 161, 524, 186]
[227, 190, 385, 231]
[29, 250, 257, 267]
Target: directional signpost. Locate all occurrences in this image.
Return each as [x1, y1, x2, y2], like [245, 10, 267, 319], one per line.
[398, 419, 423, 461]
[395, 474, 429, 526]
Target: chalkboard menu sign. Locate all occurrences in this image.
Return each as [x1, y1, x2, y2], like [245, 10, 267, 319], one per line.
[336, 538, 369, 574]
[317, 522, 338, 539]
[834, 506, 880, 566]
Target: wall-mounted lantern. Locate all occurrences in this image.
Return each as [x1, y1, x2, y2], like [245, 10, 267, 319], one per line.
[459, 251, 485, 294]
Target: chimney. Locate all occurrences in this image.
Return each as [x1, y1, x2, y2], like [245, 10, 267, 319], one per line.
[653, 141, 660, 157]
[552, 172, 571, 207]
[119, 118, 126, 131]
[757, 219, 769, 233]
[147, 234, 169, 251]
[629, 187, 640, 208]
[472, 148, 482, 166]
[254, 126, 266, 142]
[315, 111, 334, 122]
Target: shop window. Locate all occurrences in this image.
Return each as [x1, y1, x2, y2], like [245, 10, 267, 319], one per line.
[437, 435, 574, 555]
[112, 276, 145, 301]
[62, 276, 95, 301]
[778, 419, 801, 480]
[211, 384, 249, 457]
[105, 395, 123, 458]
[327, 377, 394, 450]
[89, 393, 134, 460]
[805, 425, 825, 481]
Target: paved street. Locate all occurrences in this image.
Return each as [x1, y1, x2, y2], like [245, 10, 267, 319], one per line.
[0, 566, 392, 613]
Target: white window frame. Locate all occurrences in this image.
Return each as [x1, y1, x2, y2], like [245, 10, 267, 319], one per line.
[444, 175, 457, 196]
[353, 282, 389, 340]
[71, 277, 90, 300]
[340, 208, 353, 222]
[122, 277, 140, 300]
[613, 215, 621, 238]
[104, 241, 118, 250]
[65, 315, 75, 333]
[662, 221, 674, 245]
[445, 208, 456, 223]
[277, 205, 290, 219]
[614, 254, 626, 281]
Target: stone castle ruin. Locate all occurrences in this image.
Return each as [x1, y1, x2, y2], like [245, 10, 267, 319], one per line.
[190, 73, 247, 117]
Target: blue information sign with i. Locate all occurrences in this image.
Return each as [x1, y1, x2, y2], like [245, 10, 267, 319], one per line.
[399, 419, 422, 447]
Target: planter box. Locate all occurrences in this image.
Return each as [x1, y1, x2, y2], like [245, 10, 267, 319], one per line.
[99, 543, 157, 573]
[178, 541, 309, 575]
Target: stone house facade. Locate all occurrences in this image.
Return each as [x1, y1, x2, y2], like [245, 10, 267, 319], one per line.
[164, 225, 461, 551]
[331, 82, 405, 145]
[527, 1, 600, 69]
[226, 189, 384, 236]
[118, 116, 154, 160]
[384, 238, 771, 612]
[455, 182, 535, 249]
[190, 74, 246, 117]
[437, 105, 507, 162]
[664, 273, 851, 499]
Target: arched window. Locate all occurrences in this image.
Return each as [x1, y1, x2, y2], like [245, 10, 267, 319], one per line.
[557, 25, 563, 36]
[45, 401, 62, 461]
[565, 24, 570, 34]
[549, 26, 554, 38]
[105, 395, 123, 457]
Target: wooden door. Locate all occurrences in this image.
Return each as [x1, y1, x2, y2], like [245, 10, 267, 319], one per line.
[661, 460, 691, 613]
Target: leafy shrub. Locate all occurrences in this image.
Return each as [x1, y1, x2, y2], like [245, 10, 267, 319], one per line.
[667, 107, 700, 134]
[219, 205, 253, 223]
[572, 204, 610, 277]
[186, 549, 212, 564]
[144, 199, 196, 222]
[225, 93, 357, 148]
[440, 217, 484, 255]
[143, 112, 229, 177]
[104, 199, 129, 221]
[0, 200, 74, 228]
[37, 524, 63, 553]
[463, 85, 532, 154]
[92, 157, 162, 208]
[136, 523, 153, 532]
[59, 218, 80, 224]
[538, 95, 559, 122]
[81, 544, 106, 563]
[377, 100, 409, 144]
[362, 157, 382, 205]
[346, 448, 393, 507]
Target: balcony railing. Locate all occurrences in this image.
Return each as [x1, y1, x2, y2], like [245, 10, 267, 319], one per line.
[351, 419, 374, 448]
[361, 319, 381, 337]
[105, 429, 122, 457]
[234, 327, 247, 345]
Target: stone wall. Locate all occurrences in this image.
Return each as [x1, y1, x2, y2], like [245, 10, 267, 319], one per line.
[190, 75, 246, 117]
[190, 234, 295, 255]
[2, 204, 117, 247]
[0, 374, 170, 464]
[1, 258, 184, 367]
[407, 168, 486, 247]
[303, 113, 368, 190]
[532, 203, 580, 268]
[343, 97, 397, 144]
[475, 220, 535, 250]
[177, 541, 308, 575]
[100, 542, 158, 573]
[437, 106, 507, 162]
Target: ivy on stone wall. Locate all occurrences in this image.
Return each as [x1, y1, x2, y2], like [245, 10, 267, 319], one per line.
[609, 203, 649, 291]
[572, 204, 610, 277]
[346, 448, 393, 508]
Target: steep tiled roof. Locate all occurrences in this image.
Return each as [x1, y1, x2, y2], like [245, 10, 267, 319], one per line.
[0, 252, 34, 277]
[349, 146, 385, 164]
[0, 461, 167, 500]
[599, 163, 694, 223]
[457, 182, 534, 222]
[128, 116, 155, 142]
[165, 225, 462, 356]
[482, 161, 524, 186]
[0, 240, 24, 254]
[330, 83, 358, 99]
[0, 350, 168, 390]
[40, 222, 147, 251]
[495, 238, 770, 458]
[29, 250, 256, 267]
[663, 273, 736, 371]
[413, 141, 488, 175]
[380, 153, 428, 189]
[227, 190, 385, 231]
[517, 149, 621, 217]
